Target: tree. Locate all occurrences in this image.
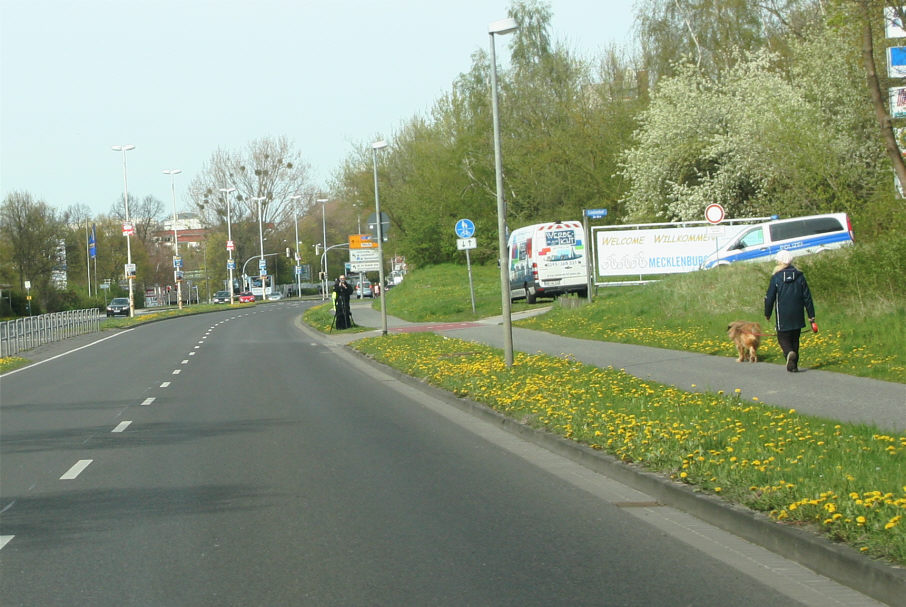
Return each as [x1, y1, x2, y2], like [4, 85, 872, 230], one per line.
[0, 191, 65, 311]
[620, 36, 886, 222]
[844, 1, 906, 194]
[188, 137, 317, 232]
[635, 0, 812, 82]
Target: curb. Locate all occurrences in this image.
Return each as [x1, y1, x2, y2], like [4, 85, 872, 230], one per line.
[339, 343, 906, 607]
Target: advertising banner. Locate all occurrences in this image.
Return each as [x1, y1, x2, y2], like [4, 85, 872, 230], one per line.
[595, 227, 722, 276]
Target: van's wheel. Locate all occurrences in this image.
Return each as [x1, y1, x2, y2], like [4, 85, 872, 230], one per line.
[526, 287, 536, 304]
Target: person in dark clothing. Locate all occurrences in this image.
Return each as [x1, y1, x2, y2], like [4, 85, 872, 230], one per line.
[764, 250, 816, 372]
[332, 275, 354, 330]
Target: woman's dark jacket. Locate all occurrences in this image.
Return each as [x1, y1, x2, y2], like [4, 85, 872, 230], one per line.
[764, 264, 815, 332]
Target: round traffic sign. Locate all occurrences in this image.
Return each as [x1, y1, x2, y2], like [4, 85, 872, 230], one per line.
[705, 203, 725, 224]
[455, 218, 475, 238]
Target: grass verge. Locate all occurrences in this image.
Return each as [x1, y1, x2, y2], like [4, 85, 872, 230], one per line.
[352, 332, 906, 566]
[303, 301, 372, 334]
[0, 356, 29, 373]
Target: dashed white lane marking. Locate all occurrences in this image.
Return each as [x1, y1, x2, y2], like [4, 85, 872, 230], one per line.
[112, 421, 132, 433]
[141, 397, 155, 406]
[189, 352, 196, 356]
[0, 536, 13, 550]
[60, 459, 93, 480]
[160, 381, 171, 388]
[181, 359, 189, 364]
[194, 345, 201, 349]
[172, 369, 181, 375]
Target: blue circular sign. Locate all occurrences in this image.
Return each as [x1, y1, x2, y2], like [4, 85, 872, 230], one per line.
[455, 218, 475, 238]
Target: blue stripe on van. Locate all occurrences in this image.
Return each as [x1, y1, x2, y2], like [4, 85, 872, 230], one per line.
[707, 231, 852, 267]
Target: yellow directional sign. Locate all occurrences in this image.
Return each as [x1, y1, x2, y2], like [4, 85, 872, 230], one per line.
[349, 234, 377, 249]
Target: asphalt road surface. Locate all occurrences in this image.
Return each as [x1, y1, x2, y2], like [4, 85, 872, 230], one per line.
[0, 303, 885, 606]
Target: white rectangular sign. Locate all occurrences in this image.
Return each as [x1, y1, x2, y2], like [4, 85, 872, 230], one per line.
[349, 261, 381, 272]
[457, 237, 477, 250]
[596, 227, 723, 276]
[350, 249, 380, 263]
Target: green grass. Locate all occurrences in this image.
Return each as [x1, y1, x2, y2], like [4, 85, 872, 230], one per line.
[303, 301, 372, 334]
[352, 332, 906, 566]
[0, 356, 29, 373]
[376, 237, 906, 383]
[376, 263, 532, 322]
[516, 239, 906, 383]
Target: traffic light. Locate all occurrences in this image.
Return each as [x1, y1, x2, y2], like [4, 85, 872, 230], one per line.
[286, 247, 291, 257]
[315, 244, 321, 255]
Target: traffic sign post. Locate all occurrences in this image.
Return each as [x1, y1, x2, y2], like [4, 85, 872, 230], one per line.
[455, 219, 477, 314]
[705, 204, 726, 265]
[582, 209, 607, 302]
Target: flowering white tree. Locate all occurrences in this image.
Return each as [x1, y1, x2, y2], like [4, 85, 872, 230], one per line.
[620, 33, 883, 222]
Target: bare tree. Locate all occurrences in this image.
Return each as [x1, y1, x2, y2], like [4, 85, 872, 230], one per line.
[108, 194, 164, 246]
[188, 136, 317, 230]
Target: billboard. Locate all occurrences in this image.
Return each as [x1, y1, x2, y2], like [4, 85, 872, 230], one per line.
[595, 226, 726, 277]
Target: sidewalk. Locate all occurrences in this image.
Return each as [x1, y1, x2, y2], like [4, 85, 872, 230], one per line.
[340, 301, 905, 433]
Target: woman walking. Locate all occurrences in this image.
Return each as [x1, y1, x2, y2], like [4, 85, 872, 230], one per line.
[764, 250, 816, 372]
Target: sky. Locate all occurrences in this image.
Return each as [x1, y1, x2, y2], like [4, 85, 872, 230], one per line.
[1, 0, 637, 219]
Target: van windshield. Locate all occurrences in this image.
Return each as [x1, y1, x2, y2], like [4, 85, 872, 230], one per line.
[736, 227, 764, 249]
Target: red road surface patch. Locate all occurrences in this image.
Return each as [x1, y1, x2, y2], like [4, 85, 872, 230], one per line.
[391, 322, 481, 333]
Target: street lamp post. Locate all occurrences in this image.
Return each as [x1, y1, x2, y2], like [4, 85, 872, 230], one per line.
[317, 197, 329, 299]
[163, 169, 183, 309]
[371, 140, 389, 336]
[289, 194, 303, 299]
[219, 187, 236, 304]
[489, 17, 518, 366]
[112, 144, 136, 317]
[251, 196, 267, 300]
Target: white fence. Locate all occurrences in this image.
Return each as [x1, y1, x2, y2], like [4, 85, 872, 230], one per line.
[0, 309, 102, 358]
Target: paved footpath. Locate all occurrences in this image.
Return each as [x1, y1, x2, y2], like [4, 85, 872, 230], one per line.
[341, 301, 905, 433]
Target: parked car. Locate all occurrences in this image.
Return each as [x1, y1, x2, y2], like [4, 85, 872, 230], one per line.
[238, 291, 256, 303]
[106, 297, 130, 317]
[212, 290, 231, 304]
[351, 278, 373, 298]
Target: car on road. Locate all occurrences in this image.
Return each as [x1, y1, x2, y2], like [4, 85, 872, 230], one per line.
[212, 290, 231, 304]
[238, 291, 256, 303]
[106, 297, 130, 317]
[267, 292, 283, 301]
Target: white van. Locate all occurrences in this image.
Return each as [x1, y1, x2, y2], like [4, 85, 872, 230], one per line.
[508, 221, 588, 303]
[700, 213, 854, 269]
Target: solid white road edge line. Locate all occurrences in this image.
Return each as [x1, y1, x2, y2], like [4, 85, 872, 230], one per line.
[3, 329, 135, 376]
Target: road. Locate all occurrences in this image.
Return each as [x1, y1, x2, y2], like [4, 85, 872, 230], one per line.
[0, 303, 886, 606]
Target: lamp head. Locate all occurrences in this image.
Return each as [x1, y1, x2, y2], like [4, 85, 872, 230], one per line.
[372, 141, 388, 150]
[489, 17, 518, 35]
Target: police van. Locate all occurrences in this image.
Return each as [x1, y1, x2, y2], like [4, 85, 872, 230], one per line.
[508, 221, 588, 303]
[700, 213, 854, 269]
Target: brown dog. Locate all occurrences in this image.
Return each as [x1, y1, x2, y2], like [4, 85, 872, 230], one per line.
[727, 321, 762, 363]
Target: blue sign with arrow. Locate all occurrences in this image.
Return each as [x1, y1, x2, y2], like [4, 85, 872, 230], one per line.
[455, 218, 475, 238]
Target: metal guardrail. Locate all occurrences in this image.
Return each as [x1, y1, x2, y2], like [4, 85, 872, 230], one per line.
[0, 308, 102, 358]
